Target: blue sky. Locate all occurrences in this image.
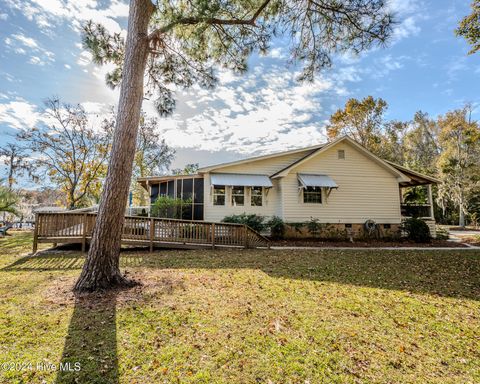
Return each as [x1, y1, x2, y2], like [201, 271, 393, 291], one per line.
[0, 0, 479, 180]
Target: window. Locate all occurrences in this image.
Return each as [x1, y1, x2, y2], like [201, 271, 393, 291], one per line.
[338, 149, 345, 159]
[251, 187, 263, 206]
[303, 187, 322, 204]
[213, 185, 225, 206]
[231, 186, 245, 206]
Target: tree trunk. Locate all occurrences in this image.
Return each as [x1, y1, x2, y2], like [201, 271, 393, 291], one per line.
[75, 0, 154, 291]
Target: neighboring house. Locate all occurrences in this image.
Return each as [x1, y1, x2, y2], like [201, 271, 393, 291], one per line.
[138, 136, 439, 237]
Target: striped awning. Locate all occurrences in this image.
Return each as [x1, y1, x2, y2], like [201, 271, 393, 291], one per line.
[210, 173, 273, 187]
[298, 174, 338, 188]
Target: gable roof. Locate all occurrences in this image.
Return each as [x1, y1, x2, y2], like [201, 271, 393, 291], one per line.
[271, 136, 411, 183]
[197, 144, 323, 173]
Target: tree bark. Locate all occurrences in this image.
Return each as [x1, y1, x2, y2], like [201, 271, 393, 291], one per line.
[75, 0, 154, 291]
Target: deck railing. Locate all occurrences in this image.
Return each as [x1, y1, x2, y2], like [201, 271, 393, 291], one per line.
[400, 203, 432, 219]
[33, 212, 270, 252]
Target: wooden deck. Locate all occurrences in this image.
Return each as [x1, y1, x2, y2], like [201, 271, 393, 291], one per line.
[33, 212, 270, 252]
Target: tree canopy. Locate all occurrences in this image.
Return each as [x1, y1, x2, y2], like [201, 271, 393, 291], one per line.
[17, 98, 112, 209]
[456, 0, 480, 54]
[84, 0, 395, 115]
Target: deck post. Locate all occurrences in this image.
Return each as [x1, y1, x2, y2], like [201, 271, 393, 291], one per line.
[150, 218, 154, 252]
[211, 223, 215, 249]
[81, 213, 87, 252]
[427, 184, 434, 220]
[32, 213, 39, 254]
[244, 225, 249, 249]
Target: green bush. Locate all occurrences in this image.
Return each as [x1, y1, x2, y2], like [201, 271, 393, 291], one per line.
[306, 217, 321, 237]
[435, 226, 449, 240]
[151, 196, 192, 219]
[222, 213, 266, 232]
[401, 218, 431, 243]
[267, 216, 285, 240]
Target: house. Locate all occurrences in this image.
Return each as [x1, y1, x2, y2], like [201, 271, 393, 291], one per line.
[138, 136, 439, 238]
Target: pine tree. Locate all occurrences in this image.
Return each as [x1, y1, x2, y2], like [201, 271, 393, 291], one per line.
[75, 0, 395, 291]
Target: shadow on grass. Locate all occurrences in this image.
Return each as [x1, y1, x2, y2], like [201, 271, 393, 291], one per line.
[3, 248, 480, 300]
[55, 291, 118, 384]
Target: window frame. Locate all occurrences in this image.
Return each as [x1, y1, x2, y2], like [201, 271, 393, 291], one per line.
[213, 185, 226, 206]
[231, 186, 245, 206]
[303, 186, 322, 204]
[250, 186, 263, 206]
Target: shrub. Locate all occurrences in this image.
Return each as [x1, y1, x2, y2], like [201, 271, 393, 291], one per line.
[222, 213, 266, 232]
[401, 218, 431, 243]
[266, 216, 285, 240]
[435, 226, 449, 240]
[151, 196, 192, 219]
[306, 217, 321, 237]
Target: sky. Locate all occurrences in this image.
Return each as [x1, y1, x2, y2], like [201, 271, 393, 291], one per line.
[0, 0, 479, 182]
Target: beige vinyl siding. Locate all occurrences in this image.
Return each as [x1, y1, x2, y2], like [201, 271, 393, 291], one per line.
[281, 141, 402, 223]
[203, 173, 279, 222]
[202, 151, 314, 222]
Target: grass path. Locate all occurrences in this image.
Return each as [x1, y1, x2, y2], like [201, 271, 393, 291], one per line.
[0, 232, 479, 383]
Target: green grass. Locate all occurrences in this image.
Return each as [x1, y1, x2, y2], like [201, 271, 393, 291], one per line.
[0, 231, 479, 383]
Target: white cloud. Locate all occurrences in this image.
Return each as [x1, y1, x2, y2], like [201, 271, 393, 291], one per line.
[11, 33, 39, 49]
[4, 33, 55, 65]
[4, 0, 128, 35]
[393, 16, 421, 40]
[77, 50, 93, 66]
[147, 63, 338, 154]
[0, 13, 8, 20]
[387, 0, 424, 42]
[28, 56, 46, 66]
[0, 98, 42, 130]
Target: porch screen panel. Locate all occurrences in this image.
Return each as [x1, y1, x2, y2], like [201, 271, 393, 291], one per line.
[194, 178, 204, 203]
[176, 180, 182, 198]
[159, 182, 167, 196]
[193, 178, 204, 220]
[167, 180, 175, 197]
[193, 204, 204, 220]
[183, 178, 193, 200]
[150, 183, 159, 203]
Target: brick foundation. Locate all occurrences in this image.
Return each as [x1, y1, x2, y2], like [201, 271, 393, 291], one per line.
[284, 223, 402, 240]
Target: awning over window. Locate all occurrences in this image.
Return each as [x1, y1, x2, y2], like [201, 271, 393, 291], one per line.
[210, 173, 273, 187]
[298, 174, 338, 188]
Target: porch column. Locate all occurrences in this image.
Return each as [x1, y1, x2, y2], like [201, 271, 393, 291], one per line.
[427, 184, 434, 220]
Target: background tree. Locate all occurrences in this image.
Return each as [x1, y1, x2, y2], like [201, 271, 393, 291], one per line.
[456, 0, 480, 54]
[0, 182, 18, 216]
[436, 106, 480, 228]
[0, 143, 36, 190]
[75, 0, 395, 291]
[379, 120, 409, 164]
[18, 98, 111, 209]
[326, 96, 388, 154]
[402, 111, 440, 174]
[131, 113, 175, 206]
[172, 163, 199, 176]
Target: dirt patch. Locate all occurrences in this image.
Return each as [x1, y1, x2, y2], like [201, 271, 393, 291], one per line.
[43, 270, 187, 308]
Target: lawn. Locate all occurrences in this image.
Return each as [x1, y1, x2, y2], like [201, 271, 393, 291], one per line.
[0, 232, 479, 384]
